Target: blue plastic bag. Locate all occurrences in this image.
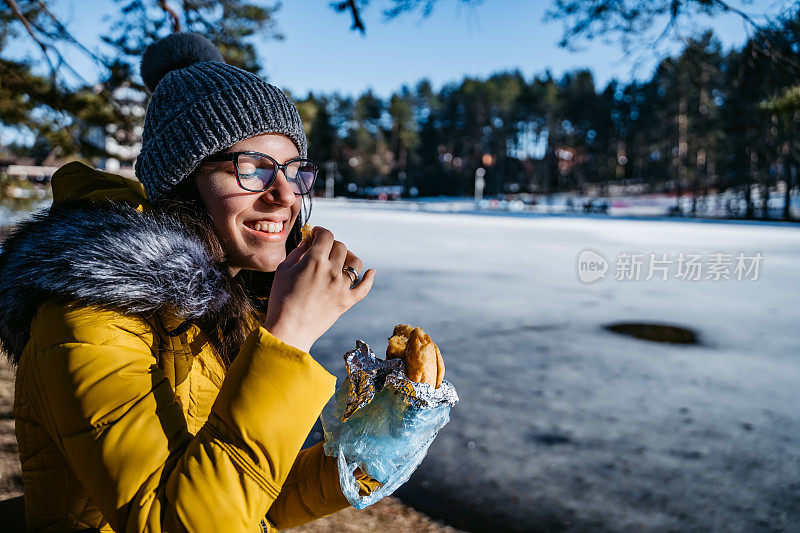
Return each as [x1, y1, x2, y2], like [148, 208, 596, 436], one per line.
[323, 340, 458, 509]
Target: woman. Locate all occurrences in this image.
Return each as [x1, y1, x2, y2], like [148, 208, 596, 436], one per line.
[0, 33, 392, 532]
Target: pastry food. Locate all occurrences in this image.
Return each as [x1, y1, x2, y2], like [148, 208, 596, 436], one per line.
[301, 223, 313, 243]
[386, 324, 445, 388]
[386, 324, 413, 359]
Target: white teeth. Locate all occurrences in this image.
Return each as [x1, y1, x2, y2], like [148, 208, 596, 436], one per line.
[250, 221, 283, 233]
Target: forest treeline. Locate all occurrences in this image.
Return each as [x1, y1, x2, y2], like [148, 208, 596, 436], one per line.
[292, 12, 799, 219]
[2, 5, 799, 220]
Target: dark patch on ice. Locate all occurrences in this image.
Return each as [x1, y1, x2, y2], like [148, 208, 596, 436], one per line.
[604, 322, 700, 345]
[669, 449, 704, 460]
[530, 432, 572, 445]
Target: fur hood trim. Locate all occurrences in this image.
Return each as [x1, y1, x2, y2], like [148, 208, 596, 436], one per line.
[0, 200, 229, 362]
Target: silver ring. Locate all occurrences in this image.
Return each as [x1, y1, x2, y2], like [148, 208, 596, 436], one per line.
[342, 266, 359, 287]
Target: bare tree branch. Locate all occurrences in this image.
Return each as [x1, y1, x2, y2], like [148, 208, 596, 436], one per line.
[548, 0, 799, 71]
[712, 0, 766, 34]
[710, 0, 799, 70]
[612, 14, 678, 81]
[158, 0, 182, 33]
[183, 1, 221, 35]
[13, 3, 94, 86]
[3, 0, 57, 81]
[34, 0, 113, 67]
[333, 0, 366, 34]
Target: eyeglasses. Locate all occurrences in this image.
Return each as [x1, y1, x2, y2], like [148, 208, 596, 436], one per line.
[203, 151, 319, 195]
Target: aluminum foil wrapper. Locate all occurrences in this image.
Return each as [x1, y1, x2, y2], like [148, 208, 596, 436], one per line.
[341, 340, 459, 422]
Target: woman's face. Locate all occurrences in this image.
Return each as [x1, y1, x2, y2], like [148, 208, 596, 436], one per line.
[195, 133, 302, 273]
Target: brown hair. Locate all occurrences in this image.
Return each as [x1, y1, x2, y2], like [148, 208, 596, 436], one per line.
[154, 174, 307, 365]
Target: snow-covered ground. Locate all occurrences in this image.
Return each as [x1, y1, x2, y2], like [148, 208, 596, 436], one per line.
[2, 198, 797, 531]
[309, 201, 800, 532]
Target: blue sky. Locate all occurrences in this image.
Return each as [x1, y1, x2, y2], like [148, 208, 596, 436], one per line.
[8, 0, 795, 98]
[264, 0, 790, 97]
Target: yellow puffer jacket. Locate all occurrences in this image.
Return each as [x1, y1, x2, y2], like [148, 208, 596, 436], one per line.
[5, 163, 373, 532]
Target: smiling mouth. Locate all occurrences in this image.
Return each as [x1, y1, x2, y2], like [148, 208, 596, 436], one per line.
[244, 220, 285, 234]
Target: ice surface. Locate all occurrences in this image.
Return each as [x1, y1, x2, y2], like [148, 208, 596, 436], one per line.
[310, 200, 800, 532]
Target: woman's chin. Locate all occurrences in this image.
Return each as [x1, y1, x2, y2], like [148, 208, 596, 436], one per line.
[245, 252, 286, 273]
[226, 235, 290, 273]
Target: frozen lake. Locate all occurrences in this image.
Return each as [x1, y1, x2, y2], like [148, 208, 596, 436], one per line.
[309, 201, 800, 532]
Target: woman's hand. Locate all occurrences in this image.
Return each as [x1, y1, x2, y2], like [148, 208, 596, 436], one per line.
[263, 226, 375, 352]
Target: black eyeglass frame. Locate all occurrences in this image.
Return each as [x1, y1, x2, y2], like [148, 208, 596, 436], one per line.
[203, 150, 319, 196]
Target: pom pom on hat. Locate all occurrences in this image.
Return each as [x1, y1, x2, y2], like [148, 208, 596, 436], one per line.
[140, 33, 224, 92]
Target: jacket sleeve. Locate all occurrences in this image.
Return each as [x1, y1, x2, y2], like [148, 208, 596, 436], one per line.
[25, 302, 336, 533]
[265, 442, 381, 529]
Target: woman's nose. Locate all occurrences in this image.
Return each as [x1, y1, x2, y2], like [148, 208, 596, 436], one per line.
[259, 170, 295, 206]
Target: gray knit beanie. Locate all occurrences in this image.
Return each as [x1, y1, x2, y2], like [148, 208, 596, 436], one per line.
[135, 33, 308, 201]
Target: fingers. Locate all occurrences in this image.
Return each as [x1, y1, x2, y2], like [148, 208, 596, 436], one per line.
[350, 268, 375, 301]
[306, 226, 365, 279]
[307, 226, 334, 260]
[343, 249, 364, 275]
[281, 232, 312, 268]
[301, 226, 373, 300]
[306, 227, 349, 271]
[329, 239, 348, 268]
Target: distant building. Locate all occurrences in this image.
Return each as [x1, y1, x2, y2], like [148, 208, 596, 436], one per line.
[1, 86, 143, 182]
[5, 164, 60, 182]
[88, 85, 144, 179]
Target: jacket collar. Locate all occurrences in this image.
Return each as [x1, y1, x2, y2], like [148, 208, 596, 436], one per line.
[0, 199, 229, 363]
